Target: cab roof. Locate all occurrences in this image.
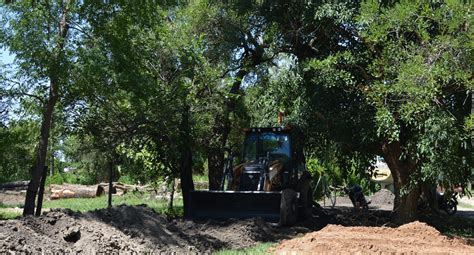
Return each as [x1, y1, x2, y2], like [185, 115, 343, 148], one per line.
[243, 127, 292, 133]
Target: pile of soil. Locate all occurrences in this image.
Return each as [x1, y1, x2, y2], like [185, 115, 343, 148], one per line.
[274, 221, 474, 254]
[0, 205, 305, 253]
[369, 189, 395, 209]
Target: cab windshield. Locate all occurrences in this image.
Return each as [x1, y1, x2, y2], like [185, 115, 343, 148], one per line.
[243, 132, 290, 164]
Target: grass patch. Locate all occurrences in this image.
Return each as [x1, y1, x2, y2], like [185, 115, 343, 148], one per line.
[0, 209, 22, 220]
[43, 192, 183, 217]
[0, 193, 184, 219]
[193, 174, 208, 183]
[458, 201, 474, 209]
[0, 202, 23, 209]
[214, 243, 276, 255]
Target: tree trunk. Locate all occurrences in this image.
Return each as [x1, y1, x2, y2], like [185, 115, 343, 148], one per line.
[420, 183, 438, 212]
[179, 106, 195, 218]
[207, 69, 247, 190]
[382, 141, 420, 224]
[35, 166, 48, 216]
[168, 177, 175, 210]
[23, 90, 58, 216]
[208, 146, 225, 190]
[22, 0, 70, 216]
[108, 160, 113, 208]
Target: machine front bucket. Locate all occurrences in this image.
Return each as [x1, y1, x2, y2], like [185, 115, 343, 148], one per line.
[189, 190, 282, 222]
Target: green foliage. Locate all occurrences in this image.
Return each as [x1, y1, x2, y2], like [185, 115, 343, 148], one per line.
[117, 175, 135, 185]
[45, 173, 65, 185]
[0, 120, 37, 183]
[45, 171, 97, 186]
[357, 1, 473, 188]
[246, 59, 306, 127]
[0, 0, 471, 224]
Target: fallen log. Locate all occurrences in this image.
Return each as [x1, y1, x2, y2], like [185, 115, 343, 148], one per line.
[0, 181, 30, 190]
[50, 184, 98, 200]
[96, 182, 148, 196]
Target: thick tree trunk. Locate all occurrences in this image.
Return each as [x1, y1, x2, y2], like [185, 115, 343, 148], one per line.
[382, 141, 420, 224]
[420, 183, 438, 212]
[179, 107, 195, 217]
[22, 0, 70, 216]
[23, 91, 58, 216]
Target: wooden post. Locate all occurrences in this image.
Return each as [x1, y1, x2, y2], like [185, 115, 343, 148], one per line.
[35, 166, 48, 217]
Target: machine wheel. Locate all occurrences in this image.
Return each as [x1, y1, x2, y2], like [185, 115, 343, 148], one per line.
[445, 200, 457, 215]
[298, 179, 313, 220]
[280, 189, 298, 226]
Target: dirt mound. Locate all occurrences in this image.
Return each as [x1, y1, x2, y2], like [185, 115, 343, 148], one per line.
[369, 189, 395, 207]
[0, 205, 304, 253]
[273, 221, 474, 254]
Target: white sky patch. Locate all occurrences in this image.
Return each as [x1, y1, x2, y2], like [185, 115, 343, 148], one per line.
[0, 47, 15, 65]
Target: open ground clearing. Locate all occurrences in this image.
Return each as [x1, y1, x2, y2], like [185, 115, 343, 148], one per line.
[0, 188, 473, 254]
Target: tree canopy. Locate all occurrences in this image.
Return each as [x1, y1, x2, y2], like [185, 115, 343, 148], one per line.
[0, 0, 472, 222]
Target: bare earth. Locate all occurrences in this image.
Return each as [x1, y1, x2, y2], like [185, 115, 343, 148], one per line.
[274, 221, 474, 254]
[1, 188, 473, 253]
[0, 205, 304, 253]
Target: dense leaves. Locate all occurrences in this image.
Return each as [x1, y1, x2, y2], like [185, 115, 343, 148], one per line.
[0, 0, 472, 221]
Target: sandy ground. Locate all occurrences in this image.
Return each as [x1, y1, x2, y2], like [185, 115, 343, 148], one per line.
[274, 221, 474, 254]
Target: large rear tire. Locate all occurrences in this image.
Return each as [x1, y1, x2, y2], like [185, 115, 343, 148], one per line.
[298, 180, 313, 220]
[280, 189, 298, 226]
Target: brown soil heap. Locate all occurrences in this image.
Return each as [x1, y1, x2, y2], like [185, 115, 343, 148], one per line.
[273, 221, 474, 254]
[0, 205, 302, 253]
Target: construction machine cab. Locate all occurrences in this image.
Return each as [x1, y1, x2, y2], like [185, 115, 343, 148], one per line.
[189, 126, 312, 226]
[229, 127, 305, 192]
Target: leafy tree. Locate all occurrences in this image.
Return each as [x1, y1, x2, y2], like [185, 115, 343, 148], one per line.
[0, 120, 37, 183]
[0, 0, 81, 215]
[356, 1, 472, 221]
[74, 1, 227, 215]
[245, 1, 472, 222]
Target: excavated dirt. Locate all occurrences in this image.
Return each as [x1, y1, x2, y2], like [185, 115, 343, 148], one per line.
[274, 221, 474, 254]
[0, 205, 308, 253]
[369, 189, 395, 209]
[1, 203, 473, 253]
